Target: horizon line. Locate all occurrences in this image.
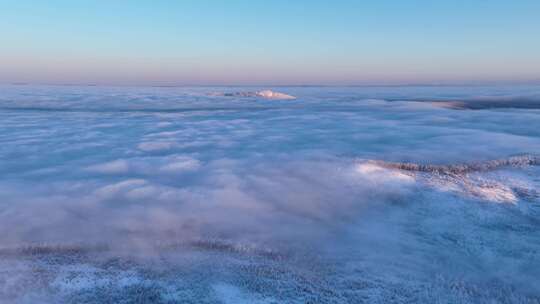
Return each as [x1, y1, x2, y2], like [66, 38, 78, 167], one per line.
[3, 81, 540, 88]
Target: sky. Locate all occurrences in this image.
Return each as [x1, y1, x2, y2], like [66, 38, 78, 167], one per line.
[1, 0, 540, 86]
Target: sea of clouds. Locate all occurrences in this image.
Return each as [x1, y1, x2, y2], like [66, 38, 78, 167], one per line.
[0, 85, 539, 303]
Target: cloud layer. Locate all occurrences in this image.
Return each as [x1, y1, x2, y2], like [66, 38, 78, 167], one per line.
[1, 85, 540, 303]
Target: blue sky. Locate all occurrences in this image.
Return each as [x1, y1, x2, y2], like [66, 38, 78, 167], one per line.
[1, 0, 539, 85]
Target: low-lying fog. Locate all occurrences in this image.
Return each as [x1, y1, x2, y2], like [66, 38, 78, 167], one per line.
[1, 85, 539, 303]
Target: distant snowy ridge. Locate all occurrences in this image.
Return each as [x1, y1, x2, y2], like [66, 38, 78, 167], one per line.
[371, 154, 540, 174]
[357, 154, 540, 204]
[209, 90, 296, 100]
[404, 96, 540, 110]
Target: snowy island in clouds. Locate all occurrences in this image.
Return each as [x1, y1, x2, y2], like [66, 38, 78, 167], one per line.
[1, 85, 540, 303]
[209, 90, 296, 100]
